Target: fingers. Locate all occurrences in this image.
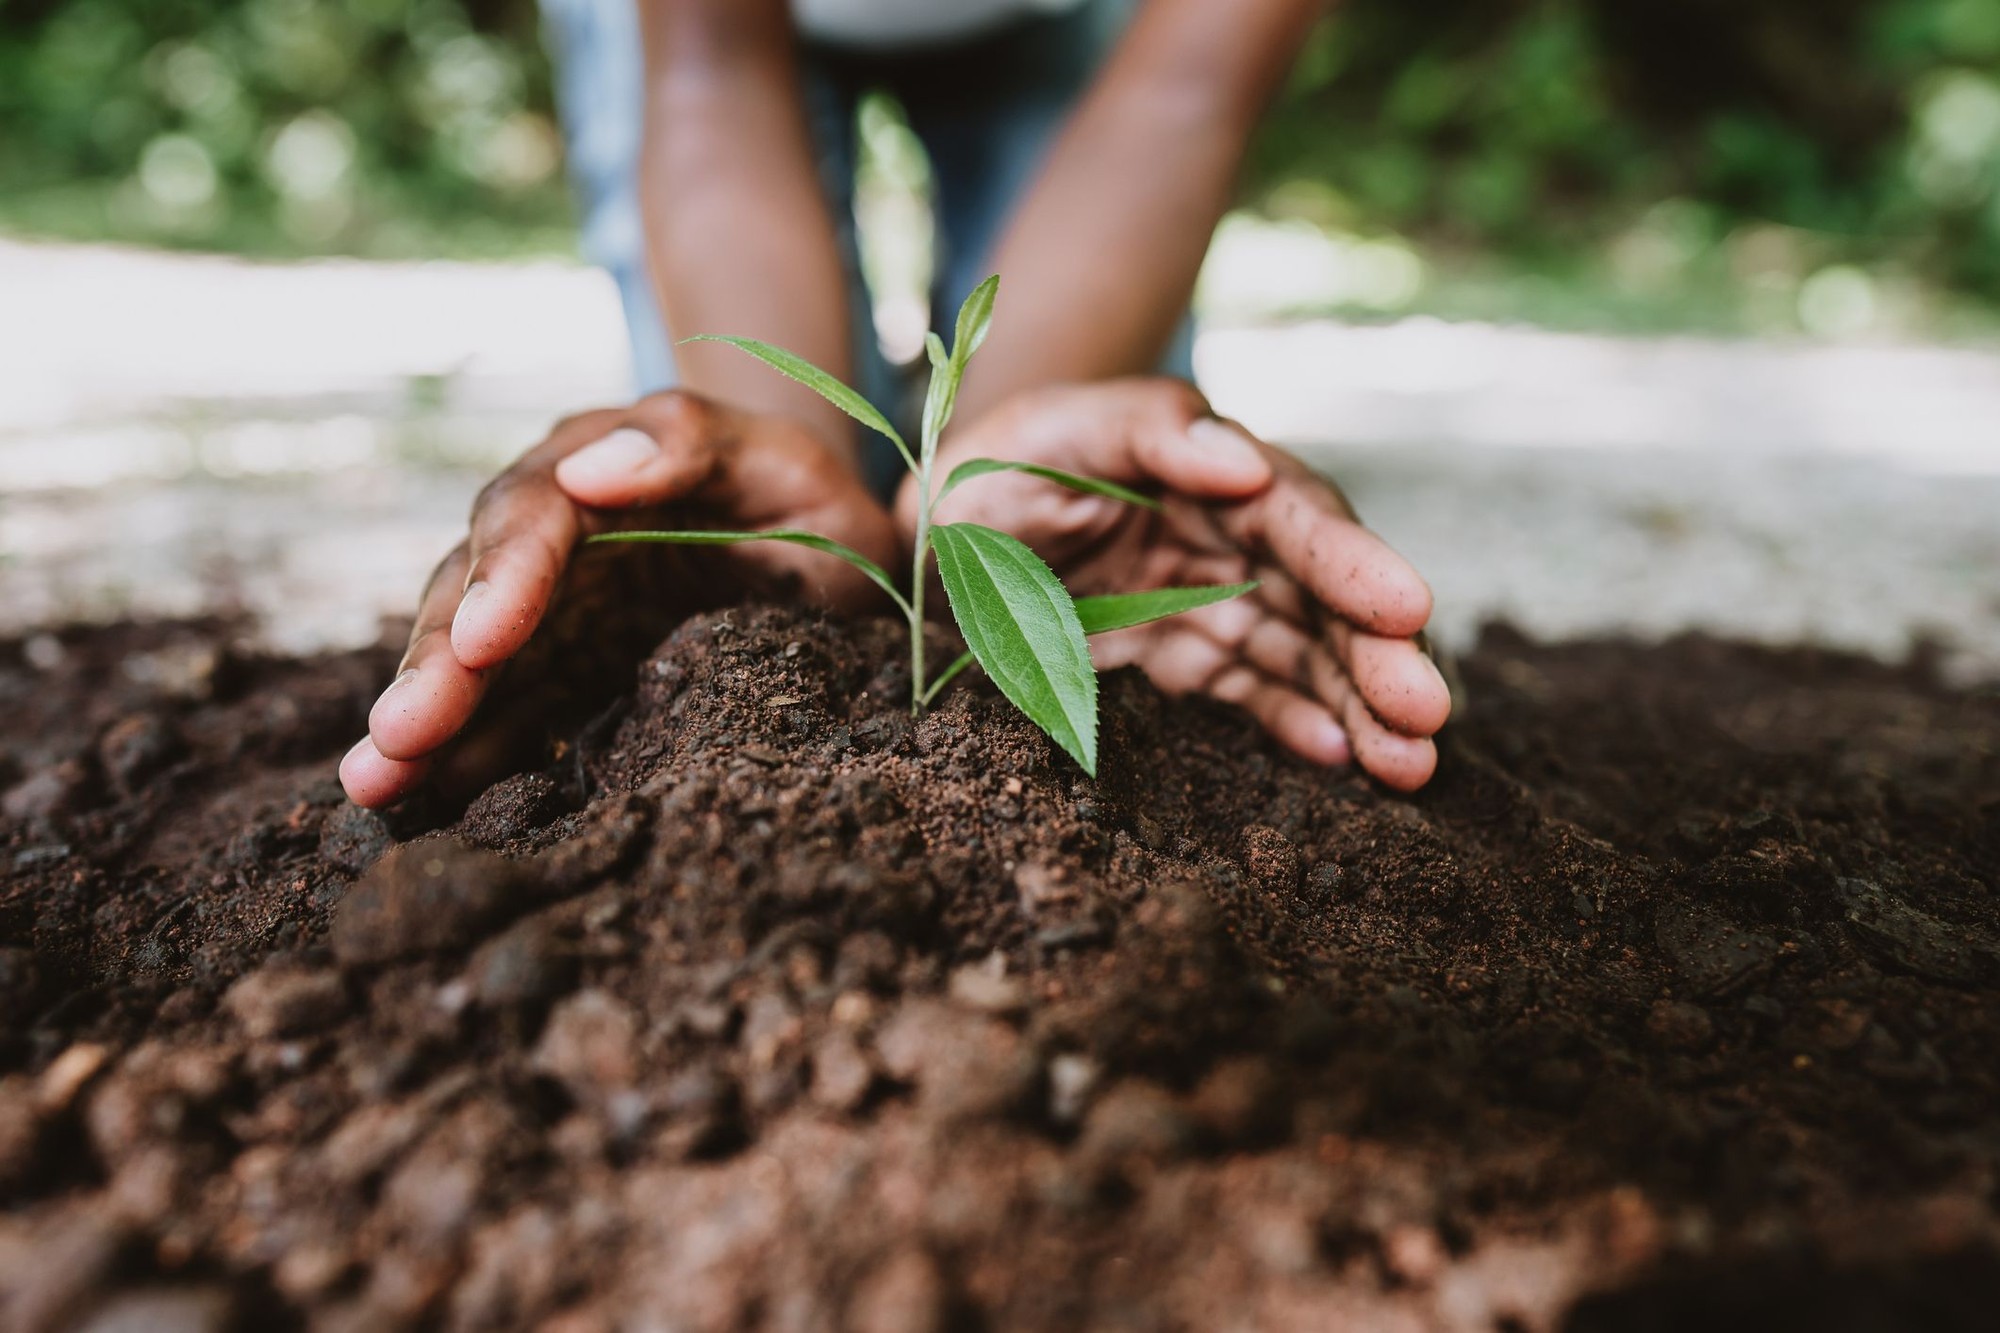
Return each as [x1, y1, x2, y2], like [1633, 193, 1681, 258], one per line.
[1097, 623, 1351, 767]
[1207, 666, 1353, 767]
[1301, 648, 1439, 792]
[1325, 622, 1453, 738]
[1161, 597, 1446, 789]
[1228, 467, 1434, 640]
[953, 380, 1272, 503]
[1224, 588, 1448, 780]
[552, 394, 723, 508]
[367, 545, 490, 763]
[1170, 585, 1449, 741]
[1131, 414, 1273, 498]
[454, 398, 724, 670]
[341, 392, 757, 810]
[450, 475, 577, 670]
[339, 736, 431, 810]
[1074, 384, 1273, 498]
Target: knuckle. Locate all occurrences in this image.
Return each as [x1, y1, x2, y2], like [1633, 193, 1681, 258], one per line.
[472, 471, 519, 517]
[634, 388, 714, 434]
[428, 542, 470, 586]
[1136, 375, 1210, 421]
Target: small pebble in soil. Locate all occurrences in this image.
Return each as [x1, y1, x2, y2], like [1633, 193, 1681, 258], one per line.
[833, 932, 901, 992]
[331, 840, 535, 966]
[948, 953, 1028, 1015]
[1836, 877, 1995, 985]
[1189, 1056, 1287, 1147]
[1647, 999, 1715, 1053]
[36, 1041, 110, 1112]
[1741, 994, 1786, 1026]
[1303, 862, 1346, 903]
[317, 803, 394, 876]
[0, 946, 46, 1028]
[874, 1000, 1038, 1124]
[3, 1206, 126, 1332]
[1241, 824, 1302, 895]
[97, 713, 181, 793]
[533, 989, 640, 1110]
[1047, 1052, 1101, 1125]
[1078, 1079, 1198, 1175]
[460, 771, 567, 845]
[0, 1079, 44, 1188]
[223, 963, 348, 1040]
[810, 1029, 875, 1112]
[2, 759, 91, 822]
[845, 1247, 948, 1333]
[1013, 861, 1077, 917]
[469, 917, 577, 1010]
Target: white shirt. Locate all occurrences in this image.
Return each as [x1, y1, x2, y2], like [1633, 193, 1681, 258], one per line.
[791, 0, 1090, 49]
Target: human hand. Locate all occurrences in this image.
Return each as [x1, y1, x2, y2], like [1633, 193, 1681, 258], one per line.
[341, 391, 902, 808]
[901, 380, 1449, 791]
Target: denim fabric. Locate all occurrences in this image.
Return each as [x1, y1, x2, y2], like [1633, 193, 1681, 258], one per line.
[539, 0, 1193, 495]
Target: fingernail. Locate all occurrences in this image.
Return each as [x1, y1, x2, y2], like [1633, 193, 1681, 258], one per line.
[1187, 418, 1267, 475]
[556, 428, 657, 490]
[1311, 715, 1352, 766]
[380, 668, 419, 698]
[452, 581, 493, 647]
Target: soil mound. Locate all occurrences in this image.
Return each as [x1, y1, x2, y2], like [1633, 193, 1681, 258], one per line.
[2, 606, 1997, 1330]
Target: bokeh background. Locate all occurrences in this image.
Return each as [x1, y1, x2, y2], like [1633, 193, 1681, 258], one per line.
[3, 0, 1998, 676]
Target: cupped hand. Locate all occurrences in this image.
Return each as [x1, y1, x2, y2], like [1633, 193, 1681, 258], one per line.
[902, 380, 1450, 791]
[341, 391, 902, 808]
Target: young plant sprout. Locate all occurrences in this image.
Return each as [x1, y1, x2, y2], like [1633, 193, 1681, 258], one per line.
[589, 277, 1254, 776]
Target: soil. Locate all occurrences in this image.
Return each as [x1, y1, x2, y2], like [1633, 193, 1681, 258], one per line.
[1, 605, 1997, 1332]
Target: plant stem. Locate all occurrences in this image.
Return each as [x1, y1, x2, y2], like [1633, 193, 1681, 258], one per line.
[919, 650, 975, 707]
[909, 457, 933, 716]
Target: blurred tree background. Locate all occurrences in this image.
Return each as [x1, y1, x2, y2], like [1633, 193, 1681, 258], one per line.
[0, 0, 569, 257]
[3, 0, 1999, 336]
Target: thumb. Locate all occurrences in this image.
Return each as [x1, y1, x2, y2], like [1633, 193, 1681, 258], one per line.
[1141, 417, 1273, 498]
[1047, 381, 1273, 499]
[554, 394, 722, 509]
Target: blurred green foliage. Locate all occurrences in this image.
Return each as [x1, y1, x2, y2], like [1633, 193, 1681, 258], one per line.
[3, 0, 1999, 331]
[0, 0, 572, 257]
[1248, 0, 2000, 332]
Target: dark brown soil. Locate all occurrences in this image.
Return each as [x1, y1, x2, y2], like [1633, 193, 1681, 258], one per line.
[2, 606, 1997, 1332]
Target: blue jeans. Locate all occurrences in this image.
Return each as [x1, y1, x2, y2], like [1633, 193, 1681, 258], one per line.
[539, 0, 1193, 496]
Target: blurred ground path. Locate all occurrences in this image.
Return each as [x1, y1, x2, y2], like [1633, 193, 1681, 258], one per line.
[3, 237, 1997, 678]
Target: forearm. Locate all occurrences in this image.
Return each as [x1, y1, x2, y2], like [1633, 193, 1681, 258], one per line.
[958, 0, 1326, 419]
[637, 0, 857, 462]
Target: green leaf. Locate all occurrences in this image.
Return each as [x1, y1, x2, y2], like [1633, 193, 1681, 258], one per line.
[918, 582, 1262, 705]
[937, 457, 1160, 510]
[920, 350, 960, 461]
[952, 275, 999, 364]
[1073, 581, 1260, 635]
[924, 331, 948, 371]
[681, 334, 914, 472]
[931, 522, 1098, 775]
[587, 528, 910, 616]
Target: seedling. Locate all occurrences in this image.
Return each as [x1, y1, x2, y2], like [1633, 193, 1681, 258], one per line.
[589, 276, 1254, 776]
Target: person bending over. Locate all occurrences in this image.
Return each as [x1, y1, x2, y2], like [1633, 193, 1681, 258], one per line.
[339, 0, 1450, 807]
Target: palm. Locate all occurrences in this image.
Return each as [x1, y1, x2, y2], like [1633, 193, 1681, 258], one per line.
[342, 393, 898, 808]
[919, 382, 1449, 791]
